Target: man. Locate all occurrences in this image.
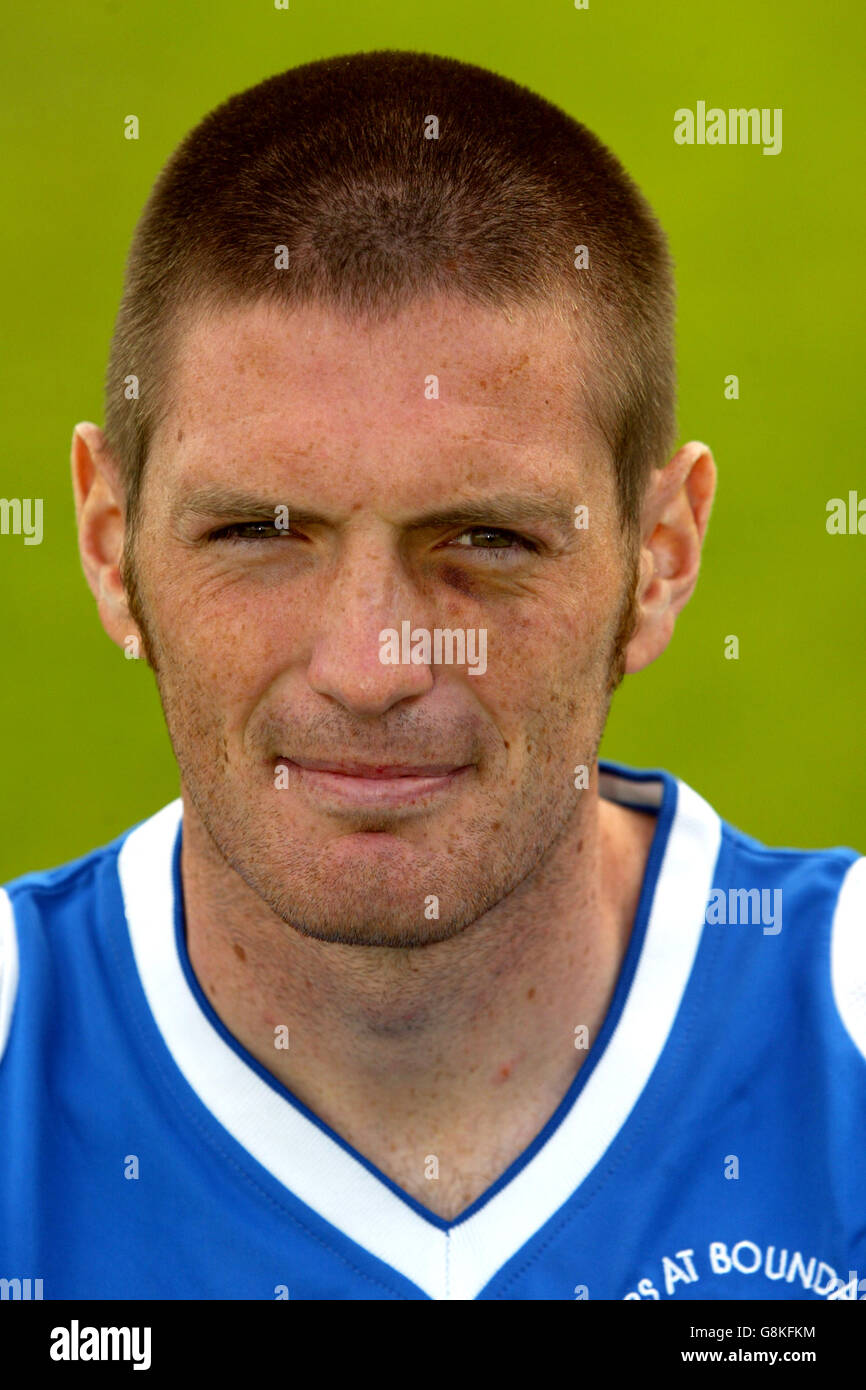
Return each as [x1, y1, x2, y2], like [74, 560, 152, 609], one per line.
[1, 50, 863, 1302]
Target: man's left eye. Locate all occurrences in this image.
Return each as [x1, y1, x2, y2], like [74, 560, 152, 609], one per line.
[449, 527, 536, 556]
[209, 522, 293, 541]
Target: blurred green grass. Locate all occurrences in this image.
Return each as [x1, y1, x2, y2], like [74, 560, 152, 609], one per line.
[1, 0, 863, 877]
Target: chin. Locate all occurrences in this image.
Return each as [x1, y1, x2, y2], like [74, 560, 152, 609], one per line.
[275, 908, 467, 951]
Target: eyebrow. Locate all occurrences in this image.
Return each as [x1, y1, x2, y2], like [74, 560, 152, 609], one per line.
[174, 486, 577, 540]
[408, 497, 577, 536]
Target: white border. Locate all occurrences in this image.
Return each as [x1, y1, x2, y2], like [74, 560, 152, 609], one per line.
[118, 777, 722, 1299]
[831, 856, 866, 1061]
[0, 888, 20, 1063]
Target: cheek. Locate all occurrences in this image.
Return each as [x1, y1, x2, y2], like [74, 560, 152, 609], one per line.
[499, 592, 620, 748]
[502, 586, 613, 688]
[150, 584, 290, 733]
[560, 567, 626, 669]
[478, 616, 600, 750]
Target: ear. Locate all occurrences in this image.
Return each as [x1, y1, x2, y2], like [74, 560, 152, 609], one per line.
[71, 422, 143, 657]
[624, 440, 716, 674]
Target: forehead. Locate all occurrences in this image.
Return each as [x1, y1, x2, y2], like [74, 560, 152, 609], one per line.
[149, 295, 612, 506]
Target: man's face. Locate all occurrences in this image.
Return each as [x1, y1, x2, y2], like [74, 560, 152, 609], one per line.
[126, 295, 637, 946]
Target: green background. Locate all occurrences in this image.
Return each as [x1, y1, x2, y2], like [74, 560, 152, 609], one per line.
[1, 0, 863, 878]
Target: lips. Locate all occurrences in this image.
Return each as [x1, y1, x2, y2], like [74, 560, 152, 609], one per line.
[276, 757, 471, 808]
[286, 758, 467, 778]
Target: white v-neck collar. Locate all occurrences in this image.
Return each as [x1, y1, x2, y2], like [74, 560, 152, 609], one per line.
[117, 766, 721, 1300]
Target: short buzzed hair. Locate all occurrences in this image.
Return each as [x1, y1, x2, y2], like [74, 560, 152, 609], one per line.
[104, 49, 676, 534]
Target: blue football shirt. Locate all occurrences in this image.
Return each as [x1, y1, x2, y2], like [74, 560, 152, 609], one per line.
[1, 761, 864, 1300]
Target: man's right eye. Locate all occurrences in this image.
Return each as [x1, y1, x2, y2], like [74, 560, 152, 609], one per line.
[208, 522, 295, 541]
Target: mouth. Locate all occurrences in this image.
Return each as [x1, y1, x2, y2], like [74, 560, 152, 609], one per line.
[276, 758, 472, 808]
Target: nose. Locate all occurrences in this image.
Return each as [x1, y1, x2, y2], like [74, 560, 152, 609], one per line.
[306, 539, 435, 716]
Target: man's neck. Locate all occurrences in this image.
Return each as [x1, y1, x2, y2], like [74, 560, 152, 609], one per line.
[182, 790, 657, 1220]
